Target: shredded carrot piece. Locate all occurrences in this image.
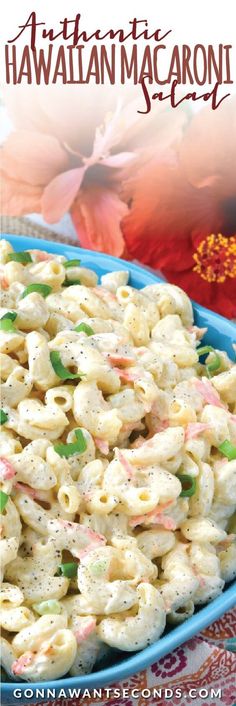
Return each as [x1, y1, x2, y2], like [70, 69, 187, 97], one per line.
[194, 379, 225, 408]
[94, 437, 109, 455]
[15, 482, 38, 498]
[0, 457, 16, 480]
[113, 367, 140, 382]
[12, 652, 34, 675]
[75, 618, 96, 643]
[116, 449, 134, 479]
[185, 422, 212, 441]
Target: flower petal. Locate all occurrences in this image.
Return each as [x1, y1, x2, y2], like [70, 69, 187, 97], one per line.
[1, 131, 68, 186]
[0, 169, 42, 216]
[122, 160, 215, 271]
[42, 168, 85, 223]
[71, 186, 127, 257]
[4, 84, 116, 155]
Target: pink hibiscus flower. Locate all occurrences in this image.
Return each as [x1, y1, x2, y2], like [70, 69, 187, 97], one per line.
[1, 84, 186, 256]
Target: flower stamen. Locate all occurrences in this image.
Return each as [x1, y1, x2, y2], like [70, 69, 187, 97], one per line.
[193, 234, 236, 283]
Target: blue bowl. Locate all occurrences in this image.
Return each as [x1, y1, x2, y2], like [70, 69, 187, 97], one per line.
[1, 234, 236, 705]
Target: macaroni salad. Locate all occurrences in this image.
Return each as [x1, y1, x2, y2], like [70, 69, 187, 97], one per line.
[0, 239, 235, 683]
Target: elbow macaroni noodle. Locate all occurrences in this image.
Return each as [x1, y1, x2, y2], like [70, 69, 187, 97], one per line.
[0, 240, 235, 682]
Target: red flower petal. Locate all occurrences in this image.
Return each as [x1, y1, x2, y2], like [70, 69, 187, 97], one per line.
[1, 131, 68, 186]
[71, 186, 127, 257]
[42, 168, 85, 223]
[122, 160, 220, 271]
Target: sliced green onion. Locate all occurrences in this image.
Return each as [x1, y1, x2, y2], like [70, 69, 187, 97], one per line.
[218, 440, 236, 460]
[50, 351, 82, 380]
[197, 346, 221, 375]
[20, 283, 52, 299]
[57, 562, 78, 578]
[176, 474, 196, 497]
[54, 428, 87, 458]
[0, 490, 9, 512]
[74, 322, 94, 336]
[0, 318, 16, 332]
[0, 410, 8, 425]
[64, 259, 81, 269]
[1, 312, 17, 321]
[33, 599, 62, 615]
[62, 278, 81, 287]
[7, 252, 32, 264]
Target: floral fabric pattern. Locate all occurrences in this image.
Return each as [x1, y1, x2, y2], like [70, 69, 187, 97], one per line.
[151, 647, 187, 679]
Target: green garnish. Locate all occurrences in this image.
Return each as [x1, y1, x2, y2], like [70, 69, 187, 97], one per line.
[74, 322, 94, 336]
[176, 474, 196, 497]
[7, 252, 32, 264]
[197, 346, 221, 376]
[0, 318, 16, 332]
[33, 599, 62, 615]
[20, 283, 52, 299]
[0, 410, 8, 425]
[218, 440, 236, 461]
[1, 312, 17, 321]
[0, 490, 9, 512]
[50, 351, 82, 380]
[62, 278, 81, 287]
[54, 428, 87, 458]
[64, 259, 81, 269]
[57, 562, 78, 578]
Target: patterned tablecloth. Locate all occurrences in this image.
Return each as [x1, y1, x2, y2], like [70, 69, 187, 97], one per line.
[2, 218, 236, 706]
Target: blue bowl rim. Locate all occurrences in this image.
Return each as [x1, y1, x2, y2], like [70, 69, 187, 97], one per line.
[2, 233, 236, 336]
[1, 234, 236, 695]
